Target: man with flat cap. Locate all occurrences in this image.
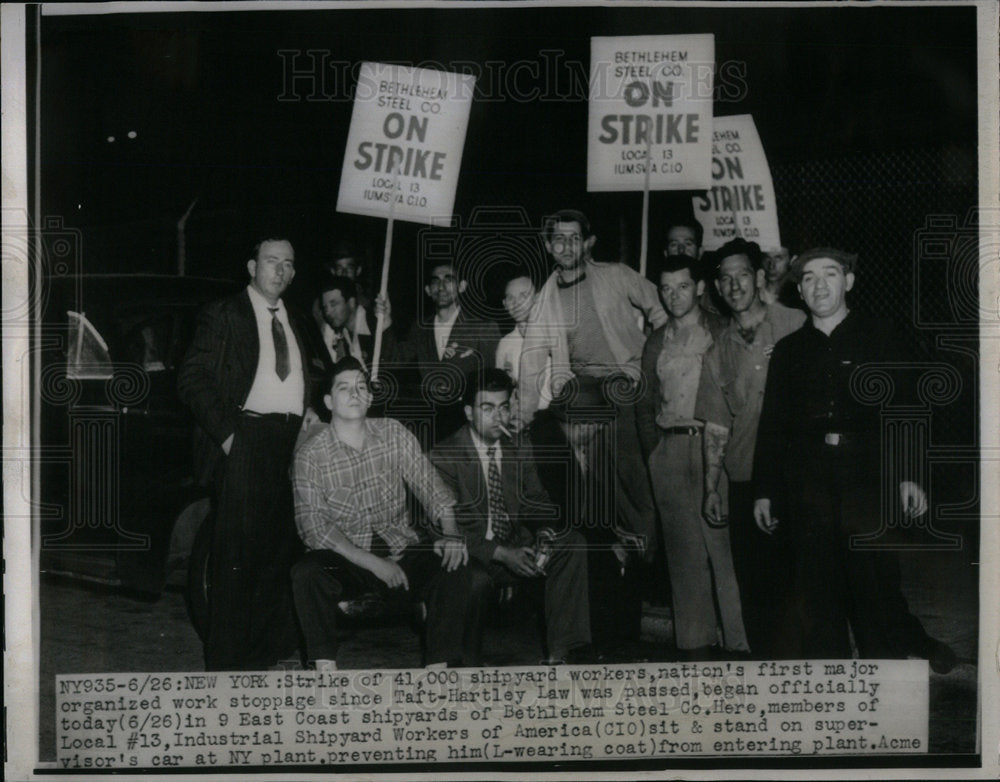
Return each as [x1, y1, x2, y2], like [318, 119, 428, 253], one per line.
[753, 247, 956, 671]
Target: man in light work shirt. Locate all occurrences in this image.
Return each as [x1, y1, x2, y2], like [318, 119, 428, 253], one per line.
[518, 209, 667, 559]
[694, 237, 805, 659]
[291, 357, 486, 669]
[637, 253, 746, 658]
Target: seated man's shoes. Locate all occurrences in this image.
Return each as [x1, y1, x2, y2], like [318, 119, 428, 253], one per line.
[917, 636, 958, 674]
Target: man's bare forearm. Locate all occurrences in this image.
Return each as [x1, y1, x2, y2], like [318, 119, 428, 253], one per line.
[703, 421, 730, 493]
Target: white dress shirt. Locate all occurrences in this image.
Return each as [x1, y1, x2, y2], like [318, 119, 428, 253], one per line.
[433, 306, 461, 361]
[243, 284, 305, 415]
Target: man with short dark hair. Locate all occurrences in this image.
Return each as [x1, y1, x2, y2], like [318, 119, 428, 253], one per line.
[291, 357, 486, 670]
[760, 245, 801, 309]
[178, 235, 321, 670]
[638, 253, 745, 657]
[319, 242, 377, 337]
[694, 237, 805, 658]
[518, 208, 666, 560]
[317, 275, 398, 371]
[413, 261, 501, 443]
[664, 218, 704, 259]
[431, 369, 591, 663]
[753, 248, 955, 671]
[663, 217, 725, 315]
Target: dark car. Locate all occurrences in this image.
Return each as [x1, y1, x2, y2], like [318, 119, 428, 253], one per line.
[38, 274, 239, 596]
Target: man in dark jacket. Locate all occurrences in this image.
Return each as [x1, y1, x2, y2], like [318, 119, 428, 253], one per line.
[431, 370, 591, 664]
[753, 247, 956, 671]
[178, 236, 321, 670]
[411, 261, 500, 443]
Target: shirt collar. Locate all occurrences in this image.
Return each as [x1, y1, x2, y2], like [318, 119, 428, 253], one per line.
[468, 426, 500, 459]
[804, 308, 855, 338]
[724, 303, 773, 343]
[246, 283, 284, 315]
[435, 305, 461, 327]
[326, 417, 383, 451]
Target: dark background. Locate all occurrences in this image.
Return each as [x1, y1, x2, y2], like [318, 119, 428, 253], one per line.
[38, 3, 980, 440]
[39, 7, 977, 272]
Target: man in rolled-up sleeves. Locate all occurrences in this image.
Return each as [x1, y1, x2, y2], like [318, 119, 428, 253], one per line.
[694, 238, 805, 659]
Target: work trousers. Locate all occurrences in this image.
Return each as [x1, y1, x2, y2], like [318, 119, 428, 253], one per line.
[728, 480, 793, 659]
[468, 530, 591, 661]
[291, 545, 488, 666]
[610, 394, 659, 559]
[649, 433, 747, 652]
[206, 413, 302, 670]
[781, 441, 934, 659]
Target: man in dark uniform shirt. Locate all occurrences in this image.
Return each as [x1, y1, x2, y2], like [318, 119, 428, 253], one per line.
[752, 248, 955, 671]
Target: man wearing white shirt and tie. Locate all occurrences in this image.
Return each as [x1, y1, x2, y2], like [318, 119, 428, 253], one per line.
[179, 236, 321, 670]
[430, 369, 591, 664]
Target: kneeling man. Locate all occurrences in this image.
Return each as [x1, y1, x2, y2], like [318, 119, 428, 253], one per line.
[291, 357, 486, 669]
[431, 369, 592, 664]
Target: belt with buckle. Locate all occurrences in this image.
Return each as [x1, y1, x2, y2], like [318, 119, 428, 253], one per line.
[661, 425, 703, 436]
[823, 432, 857, 446]
[241, 410, 302, 423]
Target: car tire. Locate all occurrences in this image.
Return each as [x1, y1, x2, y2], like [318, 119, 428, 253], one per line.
[185, 515, 213, 643]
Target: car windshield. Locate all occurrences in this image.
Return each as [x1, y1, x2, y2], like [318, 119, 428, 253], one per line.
[66, 311, 112, 379]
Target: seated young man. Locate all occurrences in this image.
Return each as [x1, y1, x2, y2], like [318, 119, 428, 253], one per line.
[290, 356, 488, 670]
[430, 369, 592, 664]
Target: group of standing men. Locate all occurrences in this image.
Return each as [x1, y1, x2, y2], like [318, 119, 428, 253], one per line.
[178, 208, 954, 674]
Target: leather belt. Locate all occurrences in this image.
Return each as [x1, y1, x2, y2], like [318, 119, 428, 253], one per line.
[661, 425, 703, 436]
[241, 410, 302, 423]
[823, 432, 858, 446]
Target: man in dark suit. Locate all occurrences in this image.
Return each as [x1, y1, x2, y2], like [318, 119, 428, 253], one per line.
[317, 275, 399, 372]
[178, 236, 321, 670]
[430, 370, 591, 664]
[413, 262, 500, 443]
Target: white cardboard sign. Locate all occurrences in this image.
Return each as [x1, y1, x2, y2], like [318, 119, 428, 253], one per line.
[587, 34, 715, 192]
[337, 62, 476, 224]
[694, 114, 782, 251]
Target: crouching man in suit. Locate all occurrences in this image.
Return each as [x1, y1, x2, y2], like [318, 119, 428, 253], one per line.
[291, 357, 487, 670]
[431, 369, 592, 664]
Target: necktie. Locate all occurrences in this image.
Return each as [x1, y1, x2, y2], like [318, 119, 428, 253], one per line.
[269, 307, 290, 381]
[331, 330, 346, 361]
[487, 445, 513, 543]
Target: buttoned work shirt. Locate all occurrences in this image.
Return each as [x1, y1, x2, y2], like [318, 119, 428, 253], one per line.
[293, 418, 455, 559]
[695, 303, 805, 482]
[654, 319, 714, 429]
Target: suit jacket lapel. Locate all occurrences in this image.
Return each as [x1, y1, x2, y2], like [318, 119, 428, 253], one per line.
[233, 290, 259, 388]
[499, 441, 521, 518]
